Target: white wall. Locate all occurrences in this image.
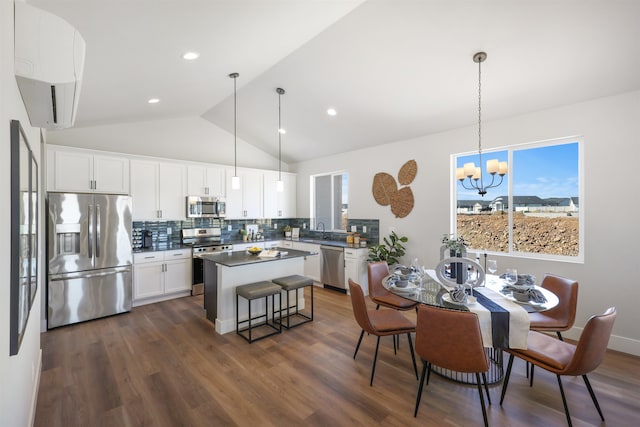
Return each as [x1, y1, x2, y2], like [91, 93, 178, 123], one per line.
[293, 90, 640, 356]
[1, 0, 44, 425]
[46, 115, 289, 171]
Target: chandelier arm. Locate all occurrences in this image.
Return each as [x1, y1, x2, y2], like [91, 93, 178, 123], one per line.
[460, 179, 480, 191]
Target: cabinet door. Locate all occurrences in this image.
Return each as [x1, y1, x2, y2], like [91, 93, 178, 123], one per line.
[263, 171, 279, 218]
[133, 262, 164, 299]
[93, 155, 129, 194]
[187, 165, 207, 195]
[164, 258, 191, 293]
[205, 167, 226, 197]
[158, 162, 186, 220]
[344, 257, 359, 292]
[293, 242, 320, 282]
[131, 160, 159, 220]
[243, 170, 262, 218]
[48, 149, 93, 192]
[279, 173, 296, 218]
[264, 171, 295, 218]
[225, 168, 244, 218]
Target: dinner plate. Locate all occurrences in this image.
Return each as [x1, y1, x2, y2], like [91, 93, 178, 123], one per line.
[504, 293, 545, 306]
[390, 283, 418, 294]
[442, 294, 476, 306]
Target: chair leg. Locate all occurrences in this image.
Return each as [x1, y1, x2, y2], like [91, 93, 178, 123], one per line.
[370, 336, 381, 386]
[530, 363, 535, 387]
[556, 374, 573, 427]
[475, 373, 489, 427]
[500, 354, 515, 405]
[583, 374, 605, 421]
[557, 331, 564, 341]
[426, 362, 432, 385]
[393, 334, 397, 354]
[353, 329, 365, 359]
[406, 332, 418, 380]
[414, 360, 428, 417]
[482, 372, 491, 405]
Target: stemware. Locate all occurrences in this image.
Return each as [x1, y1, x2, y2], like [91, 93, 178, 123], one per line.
[487, 259, 497, 284]
[504, 268, 518, 287]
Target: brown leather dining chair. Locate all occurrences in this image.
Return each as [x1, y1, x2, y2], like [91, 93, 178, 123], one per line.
[529, 274, 579, 340]
[368, 261, 419, 311]
[527, 274, 579, 384]
[500, 307, 617, 427]
[413, 305, 491, 427]
[348, 279, 418, 386]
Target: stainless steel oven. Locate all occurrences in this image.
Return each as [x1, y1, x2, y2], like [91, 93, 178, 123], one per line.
[186, 196, 226, 218]
[182, 228, 232, 295]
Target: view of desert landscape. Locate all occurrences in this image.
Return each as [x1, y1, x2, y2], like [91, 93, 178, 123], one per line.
[457, 212, 579, 255]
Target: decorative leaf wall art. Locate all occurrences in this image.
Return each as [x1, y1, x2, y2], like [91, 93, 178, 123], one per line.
[372, 159, 417, 218]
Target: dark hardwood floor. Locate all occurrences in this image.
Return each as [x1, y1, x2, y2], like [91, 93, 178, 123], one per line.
[35, 287, 639, 426]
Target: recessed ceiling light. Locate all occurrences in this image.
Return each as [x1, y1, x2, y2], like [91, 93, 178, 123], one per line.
[327, 108, 337, 116]
[182, 52, 200, 60]
[148, 98, 160, 104]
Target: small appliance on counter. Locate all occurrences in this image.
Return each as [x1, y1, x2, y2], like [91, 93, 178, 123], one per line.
[142, 230, 153, 248]
[132, 228, 143, 249]
[292, 227, 300, 240]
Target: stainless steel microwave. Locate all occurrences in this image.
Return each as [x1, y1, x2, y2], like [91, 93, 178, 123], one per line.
[186, 196, 226, 218]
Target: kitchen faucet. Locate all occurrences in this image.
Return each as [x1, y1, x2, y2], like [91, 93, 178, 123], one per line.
[317, 222, 327, 240]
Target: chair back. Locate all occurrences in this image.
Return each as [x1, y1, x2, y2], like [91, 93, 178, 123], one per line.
[564, 307, 616, 376]
[348, 279, 375, 334]
[541, 274, 579, 329]
[367, 261, 390, 299]
[415, 305, 488, 373]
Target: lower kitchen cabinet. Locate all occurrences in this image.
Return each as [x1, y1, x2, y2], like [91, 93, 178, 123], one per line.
[291, 241, 321, 282]
[133, 249, 192, 305]
[344, 247, 369, 295]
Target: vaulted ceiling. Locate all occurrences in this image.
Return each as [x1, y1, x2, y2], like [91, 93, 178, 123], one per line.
[32, 0, 640, 163]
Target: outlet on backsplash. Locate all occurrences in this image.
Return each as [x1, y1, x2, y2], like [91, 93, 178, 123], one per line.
[363, 226, 367, 233]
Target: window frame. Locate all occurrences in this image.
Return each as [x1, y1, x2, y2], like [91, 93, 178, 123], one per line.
[451, 136, 584, 263]
[311, 170, 348, 232]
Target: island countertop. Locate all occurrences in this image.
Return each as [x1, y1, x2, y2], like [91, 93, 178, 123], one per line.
[200, 247, 316, 267]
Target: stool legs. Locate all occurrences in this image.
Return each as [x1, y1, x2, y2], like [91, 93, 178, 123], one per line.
[276, 285, 314, 329]
[236, 292, 281, 343]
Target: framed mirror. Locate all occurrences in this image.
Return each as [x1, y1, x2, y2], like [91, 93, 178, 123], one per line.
[10, 120, 38, 356]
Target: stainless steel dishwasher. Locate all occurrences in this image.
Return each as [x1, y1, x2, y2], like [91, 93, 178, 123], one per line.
[321, 245, 345, 292]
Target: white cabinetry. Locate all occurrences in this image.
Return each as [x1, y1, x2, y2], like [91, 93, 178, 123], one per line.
[131, 160, 186, 220]
[344, 247, 369, 295]
[225, 168, 262, 218]
[263, 171, 296, 218]
[133, 249, 191, 305]
[292, 241, 321, 282]
[187, 165, 226, 197]
[47, 147, 129, 194]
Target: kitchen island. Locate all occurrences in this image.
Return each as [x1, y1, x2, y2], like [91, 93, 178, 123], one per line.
[202, 248, 317, 334]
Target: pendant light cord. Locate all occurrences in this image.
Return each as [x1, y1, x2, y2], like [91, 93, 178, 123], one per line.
[233, 75, 237, 176]
[278, 90, 282, 180]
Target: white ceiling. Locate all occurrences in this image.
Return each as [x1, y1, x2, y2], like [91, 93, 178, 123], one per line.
[30, 0, 640, 164]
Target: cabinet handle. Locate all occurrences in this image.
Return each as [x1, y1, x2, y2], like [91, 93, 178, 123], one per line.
[144, 256, 155, 259]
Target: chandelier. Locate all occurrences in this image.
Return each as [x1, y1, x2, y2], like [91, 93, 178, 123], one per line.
[456, 52, 507, 196]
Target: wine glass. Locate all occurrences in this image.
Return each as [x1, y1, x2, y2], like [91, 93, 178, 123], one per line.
[504, 268, 518, 287]
[487, 259, 497, 285]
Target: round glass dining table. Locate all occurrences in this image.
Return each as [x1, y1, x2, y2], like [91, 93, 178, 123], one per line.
[382, 271, 558, 385]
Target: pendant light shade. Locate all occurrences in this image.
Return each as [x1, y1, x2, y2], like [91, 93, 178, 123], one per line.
[276, 87, 285, 192]
[229, 72, 240, 190]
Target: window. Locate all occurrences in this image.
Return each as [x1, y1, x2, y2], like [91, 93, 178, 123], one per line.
[312, 172, 348, 231]
[454, 137, 582, 260]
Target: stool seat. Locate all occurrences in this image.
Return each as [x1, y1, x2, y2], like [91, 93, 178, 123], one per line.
[272, 275, 314, 329]
[236, 281, 281, 300]
[272, 275, 314, 291]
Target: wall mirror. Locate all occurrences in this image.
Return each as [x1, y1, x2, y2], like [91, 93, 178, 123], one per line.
[10, 120, 38, 356]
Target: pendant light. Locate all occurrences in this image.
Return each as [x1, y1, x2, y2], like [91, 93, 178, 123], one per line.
[276, 87, 285, 192]
[229, 72, 240, 190]
[456, 52, 508, 196]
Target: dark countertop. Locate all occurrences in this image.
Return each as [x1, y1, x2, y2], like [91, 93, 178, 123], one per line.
[201, 247, 316, 267]
[132, 242, 190, 253]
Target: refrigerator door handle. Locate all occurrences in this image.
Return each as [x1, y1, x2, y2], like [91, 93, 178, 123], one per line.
[95, 204, 101, 258]
[50, 266, 132, 281]
[88, 204, 93, 259]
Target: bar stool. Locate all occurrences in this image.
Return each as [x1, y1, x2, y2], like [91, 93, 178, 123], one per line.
[272, 275, 314, 329]
[236, 281, 282, 343]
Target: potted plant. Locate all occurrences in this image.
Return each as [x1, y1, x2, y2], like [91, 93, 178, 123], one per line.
[283, 225, 292, 239]
[367, 231, 408, 266]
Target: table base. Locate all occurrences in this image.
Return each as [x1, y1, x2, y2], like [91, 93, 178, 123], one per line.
[430, 348, 504, 385]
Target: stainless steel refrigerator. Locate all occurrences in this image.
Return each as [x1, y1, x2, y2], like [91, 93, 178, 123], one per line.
[47, 193, 132, 328]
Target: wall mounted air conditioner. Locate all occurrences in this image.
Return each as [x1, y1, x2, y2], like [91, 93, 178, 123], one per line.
[14, 2, 86, 129]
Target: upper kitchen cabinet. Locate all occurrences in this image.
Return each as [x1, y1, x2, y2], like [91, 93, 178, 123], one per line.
[263, 171, 296, 218]
[131, 160, 186, 220]
[225, 168, 262, 218]
[47, 146, 129, 194]
[187, 165, 226, 197]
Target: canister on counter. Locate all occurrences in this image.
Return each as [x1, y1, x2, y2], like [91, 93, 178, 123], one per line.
[360, 238, 367, 248]
[346, 232, 354, 246]
[354, 233, 360, 246]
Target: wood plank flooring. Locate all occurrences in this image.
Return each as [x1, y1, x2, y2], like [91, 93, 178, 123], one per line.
[35, 287, 640, 426]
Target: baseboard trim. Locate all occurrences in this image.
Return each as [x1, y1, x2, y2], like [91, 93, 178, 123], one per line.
[564, 327, 640, 357]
